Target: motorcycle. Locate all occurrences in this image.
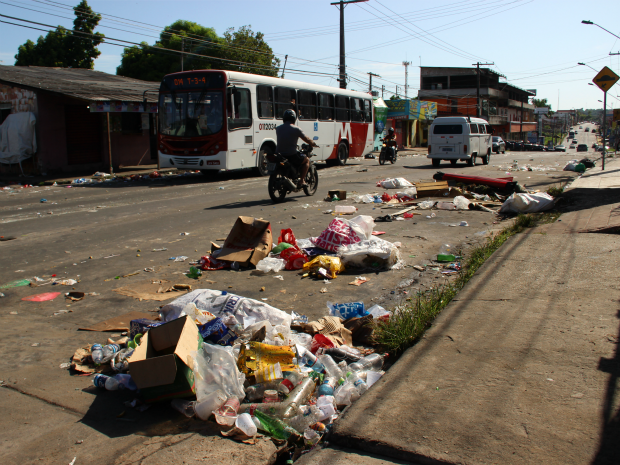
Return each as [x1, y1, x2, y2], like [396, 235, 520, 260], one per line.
[267, 144, 319, 203]
[379, 138, 398, 165]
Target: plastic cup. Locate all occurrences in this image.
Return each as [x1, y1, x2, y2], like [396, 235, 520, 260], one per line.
[235, 413, 257, 436]
[195, 389, 227, 421]
[366, 371, 383, 387]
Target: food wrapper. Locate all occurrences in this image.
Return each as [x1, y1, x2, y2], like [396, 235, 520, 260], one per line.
[237, 342, 296, 377]
[302, 255, 345, 279]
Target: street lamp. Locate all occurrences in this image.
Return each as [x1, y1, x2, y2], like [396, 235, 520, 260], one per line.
[578, 62, 597, 72]
[581, 20, 620, 41]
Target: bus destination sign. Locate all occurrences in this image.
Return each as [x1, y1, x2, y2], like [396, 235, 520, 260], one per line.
[162, 72, 225, 91]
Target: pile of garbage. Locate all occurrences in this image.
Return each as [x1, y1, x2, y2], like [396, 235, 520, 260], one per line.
[75, 290, 389, 455]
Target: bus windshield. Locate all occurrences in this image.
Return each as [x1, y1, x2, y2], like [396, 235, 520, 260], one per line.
[159, 91, 223, 137]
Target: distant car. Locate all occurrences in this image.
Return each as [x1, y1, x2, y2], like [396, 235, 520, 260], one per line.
[570, 143, 577, 149]
[591, 129, 596, 133]
[579, 126, 583, 129]
[577, 144, 588, 152]
[505, 140, 515, 150]
[598, 146, 610, 152]
[513, 141, 524, 151]
[524, 143, 533, 151]
[592, 143, 599, 149]
[555, 145, 566, 152]
[492, 136, 506, 153]
[585, 127, 590, 132]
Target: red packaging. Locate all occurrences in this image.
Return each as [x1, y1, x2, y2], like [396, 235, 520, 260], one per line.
[200, 255, 231, 270]
[277, 228, 298, 248]
[310, 334, 335, 354]
[381, 192, 393, 202]
[280, 247, 308, 270]
[403, 212, 414, 219]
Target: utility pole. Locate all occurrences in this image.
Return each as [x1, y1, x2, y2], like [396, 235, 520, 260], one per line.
[402, 61, 411, 98]
[331, 0, 368, 89]
[396, 86, 400, 98]
[382, 85, 385, 99]
[472, 62, 494, 118]
[281, 55, 288, 79]
[181, 37, 184, 71]
[368, 72, 380, 93]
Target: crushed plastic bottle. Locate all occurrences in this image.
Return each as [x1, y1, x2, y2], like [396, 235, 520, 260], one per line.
[91, 343, 103, 364]
[93, 374, 120, 390]
[347, 353, 384, 373]
[278, 371, 303, 395]
[319, 354, 342, 380]
[286, 405, 323, 433]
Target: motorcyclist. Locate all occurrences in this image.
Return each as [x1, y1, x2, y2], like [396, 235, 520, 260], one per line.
[383, 127, 396, 143]
[276, 109, 318, 188]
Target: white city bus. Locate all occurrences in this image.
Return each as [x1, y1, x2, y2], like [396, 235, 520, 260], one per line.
[157, 70, 374, 176]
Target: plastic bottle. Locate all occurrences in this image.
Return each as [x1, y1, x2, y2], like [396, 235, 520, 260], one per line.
[347, 353, 384, 373]
[263, 390, 279, 403]
[254, 410, 300, 439]
[346, 371, 368, 395]
[335, 205, 356, 214]
[296, 345, 325, 373]
[281, 378, 317, 419]
[195, 390, 227, 420]
[322, 348, 361, 364]
[91, 343, 103, 365]
[114, 373, 137, 391]
[171, 399, 196, 418]
[278, 371, 303, 395]
[100, 344, 121, 364]
[93, 374, 120, 391]
[317, 377, 338, 397]
[246, 380, 282, 402]
[286, 405, 323, 433]
[319, 355, 342, 380]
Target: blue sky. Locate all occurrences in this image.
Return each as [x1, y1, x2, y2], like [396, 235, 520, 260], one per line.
[1, 0, 620, 111]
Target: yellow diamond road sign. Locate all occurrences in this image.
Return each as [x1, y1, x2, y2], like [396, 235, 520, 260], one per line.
[592, 66, 619, 92]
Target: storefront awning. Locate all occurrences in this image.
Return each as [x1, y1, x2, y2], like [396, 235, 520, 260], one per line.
[386, 99, 437, 121]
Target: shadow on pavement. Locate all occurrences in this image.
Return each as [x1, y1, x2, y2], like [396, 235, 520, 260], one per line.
[592, 307, 620, 465]
[562, 187, 620, 213]
[204, 197, 278, 210]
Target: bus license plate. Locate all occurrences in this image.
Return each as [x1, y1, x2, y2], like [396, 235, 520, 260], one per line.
[442, 147, 453, 152]
[267, 163, 276, 172]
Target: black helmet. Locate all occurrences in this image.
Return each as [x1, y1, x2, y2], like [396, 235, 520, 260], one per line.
[283, 109, 296, 123]
[388, 127, 394, 134]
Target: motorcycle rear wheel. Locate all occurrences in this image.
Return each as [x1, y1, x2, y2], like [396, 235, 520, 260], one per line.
[303, 165, 318, 196]
[268, 173, 288, 203]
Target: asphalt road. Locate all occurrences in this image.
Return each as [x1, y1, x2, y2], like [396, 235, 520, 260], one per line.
[0, 145, 585, 464]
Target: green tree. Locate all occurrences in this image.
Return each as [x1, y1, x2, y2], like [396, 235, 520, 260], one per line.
[14, 1, 104, 68]
[533, 98, 551, 110]
[116, 21, 279, 81]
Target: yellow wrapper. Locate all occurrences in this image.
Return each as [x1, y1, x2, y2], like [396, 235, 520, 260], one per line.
[237, 342, 296, 376]
[302, 255, 345, 279]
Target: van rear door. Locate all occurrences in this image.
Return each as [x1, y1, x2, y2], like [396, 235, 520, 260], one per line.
[432, 123, 464, 156]
[469, 123, 480, 155]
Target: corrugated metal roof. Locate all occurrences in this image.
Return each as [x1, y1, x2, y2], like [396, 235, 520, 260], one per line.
[0, 65, 160, 102]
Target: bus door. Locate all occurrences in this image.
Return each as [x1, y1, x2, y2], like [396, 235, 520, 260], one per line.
[227, 87, 254, 169]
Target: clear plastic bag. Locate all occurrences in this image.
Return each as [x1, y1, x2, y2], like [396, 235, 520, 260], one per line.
[338, 237, 399, 269]
[256, 257, 285, 273]
[348, 215, 376, 240]
[191, 343, 246, 402]
[452, 196, 471, 210]
[417, 200, 435, 209]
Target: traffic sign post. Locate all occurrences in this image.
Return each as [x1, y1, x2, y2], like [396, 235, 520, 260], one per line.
[592, 67, 619, 170]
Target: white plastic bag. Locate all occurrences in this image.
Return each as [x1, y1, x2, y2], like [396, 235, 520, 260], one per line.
[191, 343, 246, 401]
[161, 289, 292, 328]
[453, 196, 471, 210]
[499, 193, 555, 213]
[255, 257, 285, 273]
[338, 237, 399, 269]
[348, 215, 376, 240]
[436, 201, 456, 210]
[417, 200, 435, 210]
[379, 177, 413, 189]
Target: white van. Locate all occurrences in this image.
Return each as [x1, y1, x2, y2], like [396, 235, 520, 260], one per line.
[427, 117, 493, 167]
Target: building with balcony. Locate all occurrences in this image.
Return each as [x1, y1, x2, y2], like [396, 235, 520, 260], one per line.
[417, 67, 537, 141]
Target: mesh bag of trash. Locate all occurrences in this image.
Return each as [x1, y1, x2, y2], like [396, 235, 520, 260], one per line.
[160, 289, 292, 328]
[337, 237, 400, 269]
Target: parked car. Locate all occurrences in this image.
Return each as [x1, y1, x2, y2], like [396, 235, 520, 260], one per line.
[505, 140, 515, 150]
[570, 143, 577, 149]
[492, 136, 506, 154]
[523, 143, 533, 151]
[555, 145, 566, 152]
[585, 127, 590, 132]
[533, 144, 545, 151]
[577, 144, 588, 152]
[513, 141, 524, 151]
[579, 126, 583, 129]
[591, 129, 596, 133]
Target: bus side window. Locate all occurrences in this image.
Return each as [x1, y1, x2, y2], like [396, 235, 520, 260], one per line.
[227, 88, 252, 130]
[257, 85, 273, 118]
[363, 100, 372, 122]
[336, 95, 350, 122]
[274, 87, 297, 119]
[298, 90, 317, 120]
[351, 98, 364, 122]
[318, 93, 334, 121]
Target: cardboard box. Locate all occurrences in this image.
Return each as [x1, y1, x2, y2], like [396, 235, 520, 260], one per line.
[328, 189, 347, 200]
[415, 181, 450, 198]
[217, 216, 273, 267]
[128, 316, 202, 402]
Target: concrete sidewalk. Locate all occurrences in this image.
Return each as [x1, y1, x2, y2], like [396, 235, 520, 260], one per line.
[304, 162, 620, 464]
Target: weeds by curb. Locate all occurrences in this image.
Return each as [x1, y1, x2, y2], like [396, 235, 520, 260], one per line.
[373, 213, 546, 357]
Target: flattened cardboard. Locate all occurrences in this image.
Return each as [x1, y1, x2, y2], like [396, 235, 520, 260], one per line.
[127, 316, 201, 400]
[79, 311, 154, 332]
[217, 216, 273, 266]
